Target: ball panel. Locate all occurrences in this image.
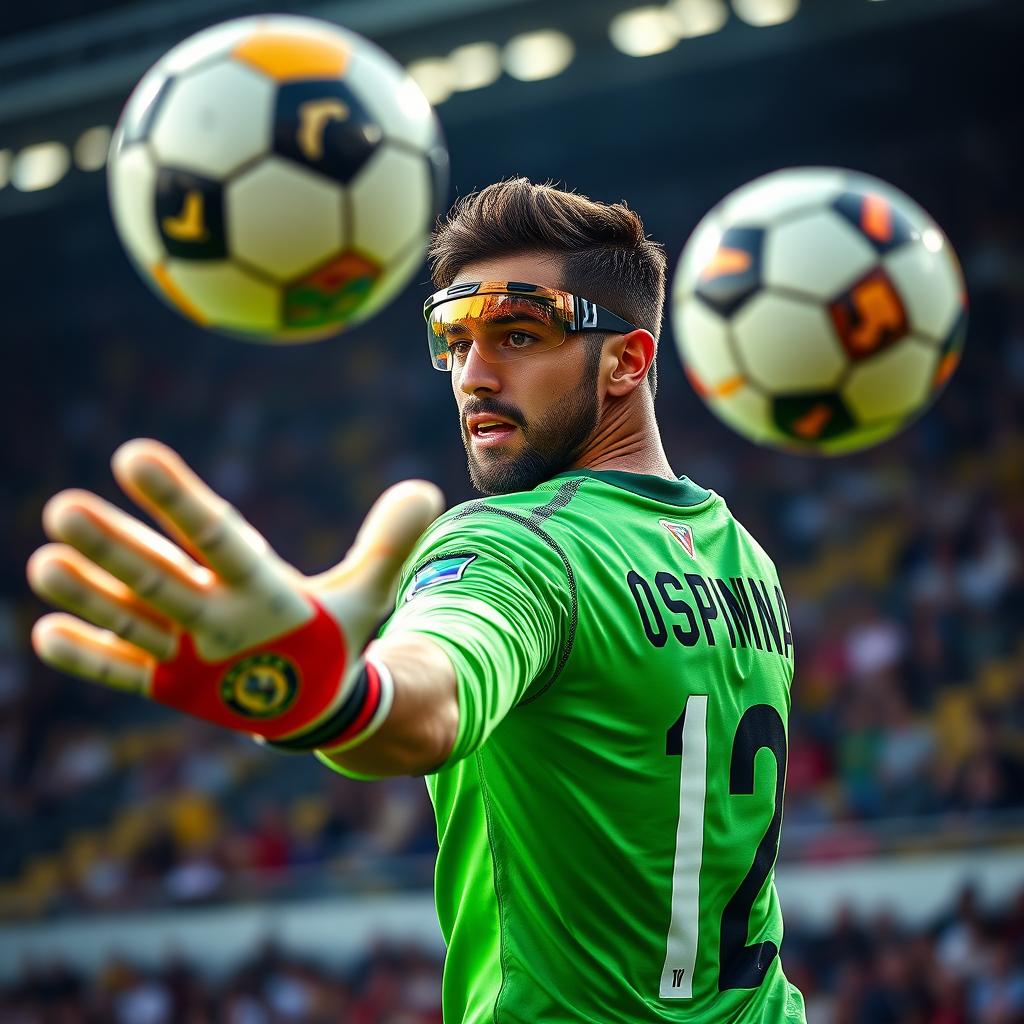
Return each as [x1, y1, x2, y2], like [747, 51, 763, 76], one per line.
[282, 251, 381, 330]
[673, 213, 722, 300]
[150, 61, 275, 179]
[816, 420, 904, 455]
[719, 167, 847, 227]
[832, 190, 916, 255]
[348, 239, 428, 327]
[109, 145, 164, 266]
[675, 299, 743, 394]
[350, 145, 431, 263]
[764, 209, 877, 298]
[161, 18, 258, 75]
[152, 264, 208, 325]
[933, 311, 967, 392]
[273, 80, 382, 185]
[226, 157, 344, 281]
[772, 392, 856, 443]
[117, 74, 174, 147]
[841, 340, 937, 422]
[232, 28, 350, 81]
[692, 225, 764, 316]
[884, 240, 964, 340]
[155, 169, 227, 260]
[162, 261, 280, 333]
[709, 386, 787, 446]
[733, 293, 847, 391]
[828, 266, 910, 361]
[348, 45, 442, 152]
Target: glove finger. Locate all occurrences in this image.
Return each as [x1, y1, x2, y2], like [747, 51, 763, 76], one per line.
[32, 613, 155, 694]
[28, 544, 178, 660]
[320, 480, 444, 607]
[113, 439, 275, 588]
[44, 490, 211, 629]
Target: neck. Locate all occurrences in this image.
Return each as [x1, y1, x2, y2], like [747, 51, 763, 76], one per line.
[572, 388, 675, 479]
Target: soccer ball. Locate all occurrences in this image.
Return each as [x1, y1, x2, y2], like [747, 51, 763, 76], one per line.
[108, 15, 448, 343]
[671, 167, 966, 454]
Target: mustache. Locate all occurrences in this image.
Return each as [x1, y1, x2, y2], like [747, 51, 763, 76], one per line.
[462, 399, 526, 431]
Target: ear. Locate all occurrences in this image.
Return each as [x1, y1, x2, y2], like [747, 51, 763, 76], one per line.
[605, 330, 655, 398]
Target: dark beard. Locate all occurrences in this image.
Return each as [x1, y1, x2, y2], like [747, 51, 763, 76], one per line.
[463, 345, 601, 496]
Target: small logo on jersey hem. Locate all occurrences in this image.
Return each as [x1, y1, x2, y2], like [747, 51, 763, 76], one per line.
[407, 554, 477, 601]
[660, 519, 695, 558]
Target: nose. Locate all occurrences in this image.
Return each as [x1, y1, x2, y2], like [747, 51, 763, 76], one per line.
[457, 340, 503, 396]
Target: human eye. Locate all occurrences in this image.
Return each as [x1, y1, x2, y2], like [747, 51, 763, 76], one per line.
[447, 338, 472, 357]
[504, 331, 537, 350]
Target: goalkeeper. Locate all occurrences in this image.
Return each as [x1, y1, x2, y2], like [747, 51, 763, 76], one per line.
[27, 179, 805, 1023]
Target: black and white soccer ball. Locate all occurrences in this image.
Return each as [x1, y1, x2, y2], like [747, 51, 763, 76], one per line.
[672, 167, 966, 454]
[108, 15, 448, 342]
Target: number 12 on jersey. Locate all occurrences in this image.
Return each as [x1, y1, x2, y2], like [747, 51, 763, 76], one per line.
[660, 696, 788, 999]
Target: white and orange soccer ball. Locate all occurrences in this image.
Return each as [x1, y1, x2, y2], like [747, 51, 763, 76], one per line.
[108, 15, 448, 342]
[672, 168, 966, 454]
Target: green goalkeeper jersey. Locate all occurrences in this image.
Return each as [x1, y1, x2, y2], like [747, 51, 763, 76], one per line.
[328, 468, 805, 1024]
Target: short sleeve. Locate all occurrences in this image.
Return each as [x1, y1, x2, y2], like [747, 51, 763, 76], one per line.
[382, 507, 572, 765]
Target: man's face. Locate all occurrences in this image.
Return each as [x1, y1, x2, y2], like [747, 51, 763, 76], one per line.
[446, 254, 603, 495]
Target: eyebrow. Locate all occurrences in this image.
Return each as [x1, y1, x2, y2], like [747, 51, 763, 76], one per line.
[439, 311, 553, 336]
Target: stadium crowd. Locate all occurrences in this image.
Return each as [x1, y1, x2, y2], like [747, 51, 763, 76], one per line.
[4, 884, 1024, 1023]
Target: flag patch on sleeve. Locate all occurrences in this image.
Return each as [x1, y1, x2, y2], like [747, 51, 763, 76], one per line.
[407, 554, 477, 601]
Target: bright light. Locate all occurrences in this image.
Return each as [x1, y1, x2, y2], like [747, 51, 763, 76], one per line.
[922, 228, 944, 253]
[0, 149, 10, 189]
[667, 0, 729, 38]
[74, 126, 112, 171]
[407, 57, 455, 105]
[449, 42, 502, 91]
[503, 30, 575, 81]
[609, 7, 679, 56]
[731, 0, 799, 27]
[11, 142, 70, 192]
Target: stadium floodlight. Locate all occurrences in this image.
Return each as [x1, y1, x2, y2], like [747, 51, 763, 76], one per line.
[0, 149, 10, 189]
[74, 126, 112, 171]
[449, 42, 502, 91]
[503, 30, 575, 81]
[11, 141, 70, 192]
[731, 0, 799, 27]
[609, 7, 680, 57]
[666, 0, 729, 38]
[407, 57, 456, 104]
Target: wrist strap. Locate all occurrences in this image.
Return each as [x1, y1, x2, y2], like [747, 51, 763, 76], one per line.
[266, 656, 394, 754]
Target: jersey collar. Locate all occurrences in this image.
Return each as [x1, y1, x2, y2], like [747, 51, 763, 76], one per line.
[549, 469, 713, 508]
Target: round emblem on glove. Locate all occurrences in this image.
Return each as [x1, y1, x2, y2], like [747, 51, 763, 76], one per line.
[220, 653, 299, 719]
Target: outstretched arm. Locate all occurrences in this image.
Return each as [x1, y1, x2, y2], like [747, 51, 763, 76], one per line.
[27, 437, 454, 774]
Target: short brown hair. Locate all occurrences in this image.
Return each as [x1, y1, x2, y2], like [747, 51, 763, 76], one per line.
[428, 178, 666, 393]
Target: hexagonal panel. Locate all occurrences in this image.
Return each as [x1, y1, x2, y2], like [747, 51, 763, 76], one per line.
[719, 167, 847, 227]
[155, 169, 226, 260]
[108, 144, 163, 266]
[764, 209, 877, 298]
[116, 73, 174, 146]
[674, 213, 722, 300]
[841, 340, 937, 422]
[732, 292, 847, 392]
[350, 145, 431, 264]
[709, 386, 785, 446]
[161, 18, 260, 75]
[674, 297, 743, 397]
[884, 239, 964, 341]
[693, 226, 764, 317]
[273, 79, 382, 184]
[772, 392, 856, 443]
[283, 251, 381, 330]
[832, 190, 916, 255]
[829, 267, 909, 361]
[232, 24, 350, 81]
[159, 260, 280, 334]
[348, 44, 442, 152]
[227, 157, 344, 281]
[817, 420, 904, 456]
[150, 60, 274, 179]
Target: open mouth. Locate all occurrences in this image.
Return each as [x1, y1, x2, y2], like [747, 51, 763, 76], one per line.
[467, 416, 519, 444]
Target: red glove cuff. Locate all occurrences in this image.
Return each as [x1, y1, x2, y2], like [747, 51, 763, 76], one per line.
[151, 597, 349, 741]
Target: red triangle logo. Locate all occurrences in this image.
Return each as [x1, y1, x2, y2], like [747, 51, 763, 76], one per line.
[660, 519, 695, 559]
